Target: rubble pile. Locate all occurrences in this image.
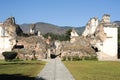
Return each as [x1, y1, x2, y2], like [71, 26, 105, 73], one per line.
[14, 36, 47, 60]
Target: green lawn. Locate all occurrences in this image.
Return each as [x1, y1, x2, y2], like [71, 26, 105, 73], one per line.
[0, 60, 46, 80]
[64, 61, 120, 80]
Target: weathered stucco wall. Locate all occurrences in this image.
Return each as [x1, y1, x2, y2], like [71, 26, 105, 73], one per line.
[82, 14, 119, 61]
[102, 27, 118, 56]
[0, 17, 16, 59]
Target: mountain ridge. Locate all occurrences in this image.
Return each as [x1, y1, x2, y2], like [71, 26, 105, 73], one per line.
[19, 20, 120, 35]
[20, 22, 85, 35]
[114, 21, 120, 27]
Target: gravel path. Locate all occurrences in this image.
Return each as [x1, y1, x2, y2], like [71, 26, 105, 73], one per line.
[35, 58, 75, 80]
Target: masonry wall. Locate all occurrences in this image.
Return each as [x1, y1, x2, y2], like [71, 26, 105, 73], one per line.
[0, 17, 17, 59]
[102, 27, 118, 57]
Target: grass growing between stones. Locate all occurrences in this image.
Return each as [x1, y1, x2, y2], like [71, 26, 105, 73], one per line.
[64, 61, 120, 80]
[0, 60, 46, 80]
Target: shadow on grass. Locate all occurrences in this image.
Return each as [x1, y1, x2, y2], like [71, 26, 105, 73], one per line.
[0, 74, 35, 80]
[0, 74, 46, 80]
[0, 62, 45, 66]
[35, 77, 46, 80]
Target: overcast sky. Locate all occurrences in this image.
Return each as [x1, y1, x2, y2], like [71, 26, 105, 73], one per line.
[0, 0, 120, 27]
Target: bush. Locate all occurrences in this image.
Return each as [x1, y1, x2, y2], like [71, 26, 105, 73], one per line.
[2, 51, 17, 61]
[62, 56, 66, 61]
[90, 55, 98, 60]
[62, 56, 71, 61]
[72, 56, 82, 61]
[68, 56, 71, 61]
[62, 56, 82, 61]
[62, 55, 98, 61]
[83, 56, 90, 60]
[83, 55, 98, 61]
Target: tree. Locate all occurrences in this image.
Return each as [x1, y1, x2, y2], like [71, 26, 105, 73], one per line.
[65, 29, 72, 41]
[43, 29, 72, 41]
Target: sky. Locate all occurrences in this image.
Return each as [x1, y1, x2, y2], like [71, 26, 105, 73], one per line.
[0, 0, 120, 27]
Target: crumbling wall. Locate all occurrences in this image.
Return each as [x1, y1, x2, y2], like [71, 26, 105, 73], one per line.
[14, 36, 47, 60]
[82, 14, 119, 61]
[0, 17, 17, 59]
[60, 36, 96, 58]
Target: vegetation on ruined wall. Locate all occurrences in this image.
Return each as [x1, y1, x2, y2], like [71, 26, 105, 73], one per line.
[43, 29, 72, 41]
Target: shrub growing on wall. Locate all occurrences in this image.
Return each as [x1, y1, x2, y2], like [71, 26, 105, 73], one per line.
[2, 51, 17, 61]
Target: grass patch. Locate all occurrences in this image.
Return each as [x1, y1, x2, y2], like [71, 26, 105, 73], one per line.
[0, 60, 46, 80]
[64, 61, 120, 80]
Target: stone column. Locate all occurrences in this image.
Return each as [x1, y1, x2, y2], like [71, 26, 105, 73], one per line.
[47, 49, 51, 59]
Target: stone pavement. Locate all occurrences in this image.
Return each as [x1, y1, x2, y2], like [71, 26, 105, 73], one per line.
[35, 58, 75, 80]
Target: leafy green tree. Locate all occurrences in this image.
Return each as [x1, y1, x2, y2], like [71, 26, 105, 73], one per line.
[43, 29, 72, 41]
[65, 29, 72, 41]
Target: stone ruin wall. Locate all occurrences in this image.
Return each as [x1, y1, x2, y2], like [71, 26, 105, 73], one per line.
[82, 14, 119, 61]
[0, 17, 17, 59]
[59, 14, 119, 61]
[0, 14, 118, 61]
[59, 29, 96, 59]
[13, 36, 47, 60]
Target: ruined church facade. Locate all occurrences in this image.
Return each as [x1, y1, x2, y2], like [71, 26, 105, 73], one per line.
[70, 28, 79, 43]
[82, 14, 118, 61]
[30, 24, 36, 34]
[0, 17, 17, 59]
